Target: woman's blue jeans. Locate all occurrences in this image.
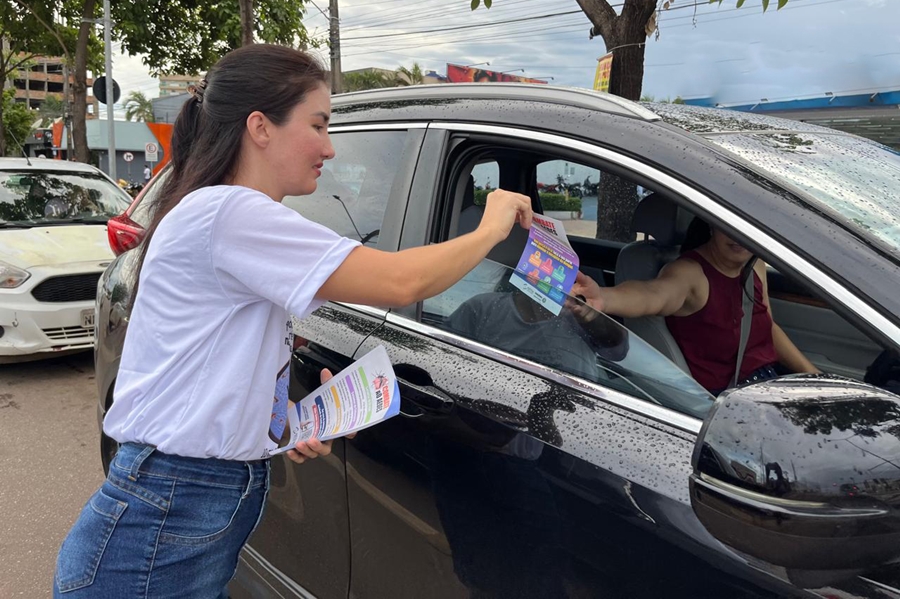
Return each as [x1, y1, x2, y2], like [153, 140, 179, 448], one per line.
[54, 443, 270, 598]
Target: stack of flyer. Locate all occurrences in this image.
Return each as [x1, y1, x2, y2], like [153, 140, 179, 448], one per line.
[268, 346, 400, 455]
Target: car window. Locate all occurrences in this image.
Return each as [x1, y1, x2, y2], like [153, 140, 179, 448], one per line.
[422, 260, 714, 419]
[0, 170, 131, 224]
[537, 158, 652, 243]
[283, 131, 406, 245]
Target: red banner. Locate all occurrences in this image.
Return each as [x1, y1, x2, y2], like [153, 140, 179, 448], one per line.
[446, 64, 547, 84]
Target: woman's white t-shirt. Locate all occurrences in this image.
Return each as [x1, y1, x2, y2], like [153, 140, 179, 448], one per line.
[103, 185, 360, 461]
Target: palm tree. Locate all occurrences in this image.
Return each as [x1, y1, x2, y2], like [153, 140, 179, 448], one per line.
[343, 70, 392, 92]
[394, 63, 424, 86]
[124, 91, 155, 123]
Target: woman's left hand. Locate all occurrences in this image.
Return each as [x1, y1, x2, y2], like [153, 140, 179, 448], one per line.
[286, 368, 356, 465]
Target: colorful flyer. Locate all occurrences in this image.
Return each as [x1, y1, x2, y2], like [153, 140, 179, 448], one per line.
[268, 345, 400, 455]
[509, 214, 579, 316]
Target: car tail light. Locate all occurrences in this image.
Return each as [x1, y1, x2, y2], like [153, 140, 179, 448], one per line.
[107, 214, 145, 256]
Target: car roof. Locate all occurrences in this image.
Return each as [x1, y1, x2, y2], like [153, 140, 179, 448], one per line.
[0, 158, 104, 174]
[332, 83, 661, 121]
[331, 83, 851, 139]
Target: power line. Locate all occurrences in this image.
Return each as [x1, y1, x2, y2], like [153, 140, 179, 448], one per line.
[342, 0, 554, 32]
[342, 8, 585, 41]
[342, 0, 847, 56]
[341, 16, 588, 50]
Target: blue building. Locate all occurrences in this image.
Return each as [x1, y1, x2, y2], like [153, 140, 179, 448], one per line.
[684, 89, 900, 150]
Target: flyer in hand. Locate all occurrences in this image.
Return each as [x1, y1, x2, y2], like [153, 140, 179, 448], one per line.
[268, 345, 400, 456]
[509, 214, 580, 316]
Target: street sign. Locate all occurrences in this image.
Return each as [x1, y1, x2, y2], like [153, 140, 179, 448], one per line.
[144, 142, 159, 162]
[92, 76, 121, 105]
[123, 151, 134, 162]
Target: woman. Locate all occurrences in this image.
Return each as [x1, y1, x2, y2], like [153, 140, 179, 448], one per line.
[54, 45, 532, 598]
[572, 219, 818, 395]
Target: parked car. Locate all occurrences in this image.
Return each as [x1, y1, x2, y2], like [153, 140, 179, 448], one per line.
[95, 84, 900, 598]
[0, 158, 131, 361]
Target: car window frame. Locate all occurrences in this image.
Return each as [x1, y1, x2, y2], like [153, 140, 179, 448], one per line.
[388, 122, 900, 434]
[320, 123, 428, 317]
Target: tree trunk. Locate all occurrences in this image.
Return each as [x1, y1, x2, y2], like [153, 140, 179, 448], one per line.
[72, 0, 96, 163]
[605, 0, 654, 101]
[0, 101, 7, 157]
[0, 38, 7, 157]
[596, 173, 640, 243]
[239, 0, 254, 46]
[575, 0, 655, 240]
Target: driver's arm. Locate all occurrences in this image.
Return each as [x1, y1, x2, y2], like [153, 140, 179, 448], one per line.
[573, 259, 701, 319]
[757, 262, 820, 374]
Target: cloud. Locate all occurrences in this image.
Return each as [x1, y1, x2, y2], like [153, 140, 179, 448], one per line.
[108, 0, 899, 114]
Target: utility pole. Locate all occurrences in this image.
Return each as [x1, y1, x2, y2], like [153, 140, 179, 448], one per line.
[62, 62, 73, 158]
[329, 0, 342, 94]
[103, 0, 116, 179]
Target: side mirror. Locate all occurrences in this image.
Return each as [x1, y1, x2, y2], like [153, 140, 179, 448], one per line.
[690, 375, 900, 573]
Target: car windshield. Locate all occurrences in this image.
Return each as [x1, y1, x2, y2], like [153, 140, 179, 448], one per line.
[0, 170, 131, 225]
[708, 132, 900, 259]
[425, 260, 715, 420]
[647, 102, 900, 260]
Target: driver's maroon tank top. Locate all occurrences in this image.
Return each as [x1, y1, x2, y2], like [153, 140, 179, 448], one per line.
[664, 250, 778, 392]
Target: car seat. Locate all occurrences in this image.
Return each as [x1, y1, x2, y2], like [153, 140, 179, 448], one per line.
[456, 175, 532, 267]
[614, 193, 692, 373]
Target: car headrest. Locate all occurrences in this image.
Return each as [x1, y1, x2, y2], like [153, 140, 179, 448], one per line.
[631, 193, 683, 247]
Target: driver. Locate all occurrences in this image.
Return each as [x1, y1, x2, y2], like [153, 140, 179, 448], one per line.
[572, 217, 819, 395]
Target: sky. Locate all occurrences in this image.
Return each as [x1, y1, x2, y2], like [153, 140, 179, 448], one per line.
[104, 0, 899, 116]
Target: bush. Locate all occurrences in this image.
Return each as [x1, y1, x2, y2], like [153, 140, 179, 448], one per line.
[540, 192, 581, 212]
[473, 188, 582, 212]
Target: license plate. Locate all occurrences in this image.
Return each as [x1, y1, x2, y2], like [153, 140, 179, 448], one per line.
[81, 309, 95, 329]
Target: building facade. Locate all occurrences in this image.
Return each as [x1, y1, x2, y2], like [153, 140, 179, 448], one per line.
[159, 74, 202, 97]
[9, 55, 99, 118]
[685, 90, 900, 151]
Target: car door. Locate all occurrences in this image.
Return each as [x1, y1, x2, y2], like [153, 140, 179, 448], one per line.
[230, 126, 425, 599]
[342, 126, 803, 599]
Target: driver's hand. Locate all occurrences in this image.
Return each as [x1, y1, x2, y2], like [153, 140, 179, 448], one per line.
[571, 271, 604, 313]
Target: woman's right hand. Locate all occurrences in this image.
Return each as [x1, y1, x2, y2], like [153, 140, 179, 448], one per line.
[477, 189, 533, 244]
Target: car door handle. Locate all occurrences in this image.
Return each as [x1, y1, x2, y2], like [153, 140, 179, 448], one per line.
[398, 378, 454, 418]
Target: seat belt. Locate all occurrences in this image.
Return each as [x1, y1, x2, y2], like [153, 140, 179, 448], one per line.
[732, 259, 757, 388]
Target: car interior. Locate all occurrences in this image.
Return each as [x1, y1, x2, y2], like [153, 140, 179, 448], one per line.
[426, 142, 888, 412]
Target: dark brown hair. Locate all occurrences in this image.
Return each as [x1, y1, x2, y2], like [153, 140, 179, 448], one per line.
[132, 44, 328, 301]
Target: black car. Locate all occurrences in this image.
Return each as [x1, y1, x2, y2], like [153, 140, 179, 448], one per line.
[96, 84, 900, 598]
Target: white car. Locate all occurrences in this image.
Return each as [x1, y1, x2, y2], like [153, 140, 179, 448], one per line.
[0, 158, 132, 361]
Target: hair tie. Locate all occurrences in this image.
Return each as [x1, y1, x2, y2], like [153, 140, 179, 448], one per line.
[188, 78, 208, 103]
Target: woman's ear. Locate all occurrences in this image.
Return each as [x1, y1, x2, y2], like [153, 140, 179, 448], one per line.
[245, 111, 271, 149]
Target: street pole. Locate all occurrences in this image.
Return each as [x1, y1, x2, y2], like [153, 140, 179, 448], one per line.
[329, 0, 342, 94]
[103, 0, 116, 180]
[62, 63, 73, 159]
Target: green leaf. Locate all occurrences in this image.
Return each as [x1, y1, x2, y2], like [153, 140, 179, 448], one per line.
[762, 0, 770, 11]
[484, 0, 492, 8]
[736, 0, 745, 7]
[777, 0, 789, 8]
[471, 0, 480, 9]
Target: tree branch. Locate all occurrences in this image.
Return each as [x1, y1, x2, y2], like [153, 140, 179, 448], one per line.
[12, 0, 73, 65]
[7, 53, 37, 76]
[574, 0, 617, 41]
